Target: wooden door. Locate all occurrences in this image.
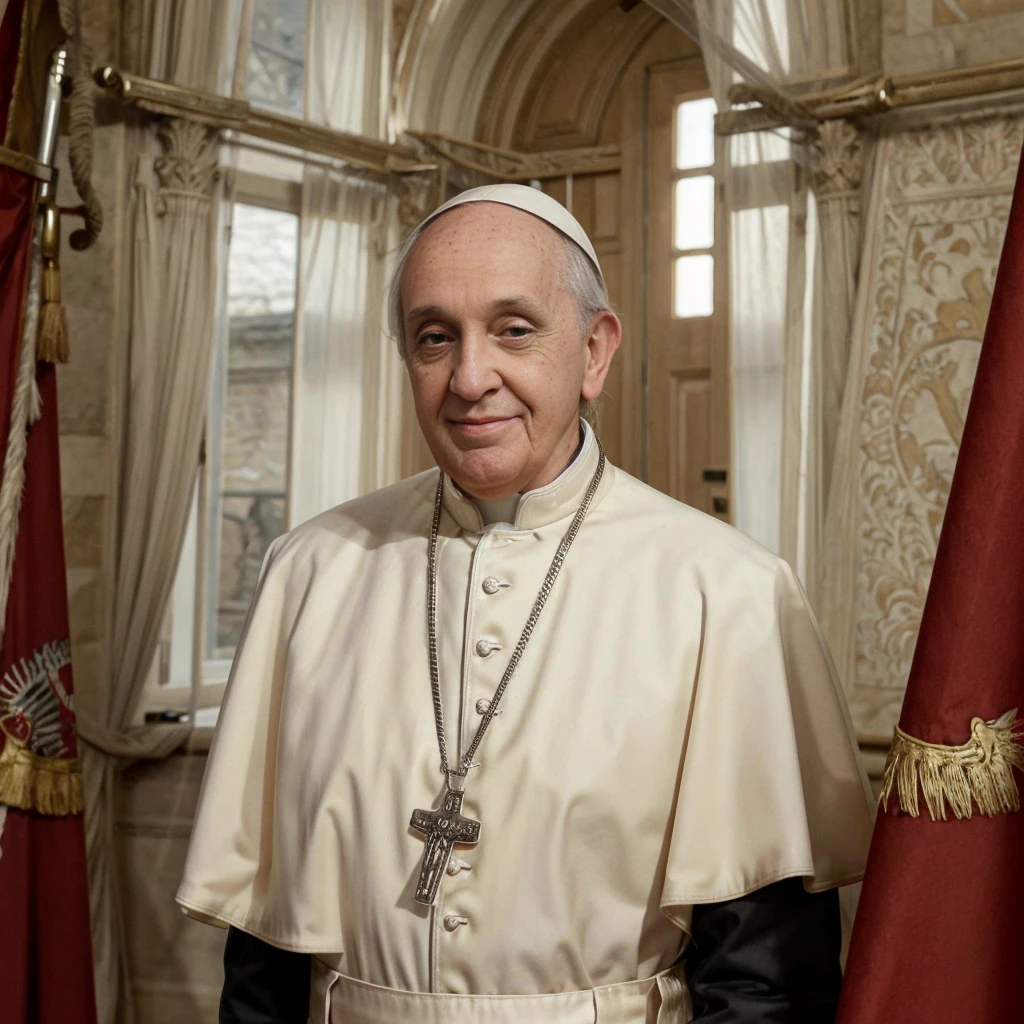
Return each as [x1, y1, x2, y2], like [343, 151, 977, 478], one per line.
[646, 61, 731, 521]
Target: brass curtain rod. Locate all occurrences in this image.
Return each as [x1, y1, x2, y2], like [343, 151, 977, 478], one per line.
[94, 67, 619, 181]
[406, 131, 622, 181]
[97, 56, 1024, 166]
[718, 55, 1024, 135]
[94, 66, 428, 174]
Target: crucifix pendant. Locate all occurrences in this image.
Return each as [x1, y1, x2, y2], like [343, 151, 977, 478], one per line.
[410, 784, 481, 905]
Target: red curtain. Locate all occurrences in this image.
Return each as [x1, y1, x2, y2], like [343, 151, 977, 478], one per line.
[837, 144, 1024, 1023]
[0, 167, 97, 1022]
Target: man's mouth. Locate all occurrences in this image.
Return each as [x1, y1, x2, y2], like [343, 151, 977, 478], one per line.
[448, 416, 517, 435]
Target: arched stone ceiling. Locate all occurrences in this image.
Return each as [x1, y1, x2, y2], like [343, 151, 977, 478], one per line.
[475, 0, 675, 149]
[394, 0, 537, 137]
[394, 0, 685, 145]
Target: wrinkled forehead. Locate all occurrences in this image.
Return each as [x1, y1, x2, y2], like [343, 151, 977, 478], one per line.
[402, 202, 569, 292]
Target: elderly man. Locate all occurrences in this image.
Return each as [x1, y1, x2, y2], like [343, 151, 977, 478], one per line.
[178, 184, 874, 1024]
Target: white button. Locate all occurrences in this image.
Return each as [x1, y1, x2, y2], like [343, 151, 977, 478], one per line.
[447, 855, 472, 876]
[482, 576, 510, 595]
[443, 914, 469, 931]
[475, 639, 502, 657]
[475, 698, 502, 716]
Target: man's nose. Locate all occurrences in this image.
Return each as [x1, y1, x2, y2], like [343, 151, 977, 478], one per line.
[449, 333, 501, 401]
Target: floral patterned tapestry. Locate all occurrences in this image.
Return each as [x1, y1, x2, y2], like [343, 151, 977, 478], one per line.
[843, 112, 1024, 740]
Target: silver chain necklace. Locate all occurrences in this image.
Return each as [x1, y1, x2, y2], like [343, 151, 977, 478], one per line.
[409, 439, 606, 905]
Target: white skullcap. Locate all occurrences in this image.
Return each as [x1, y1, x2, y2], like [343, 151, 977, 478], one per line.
[417, 183, 603, 280]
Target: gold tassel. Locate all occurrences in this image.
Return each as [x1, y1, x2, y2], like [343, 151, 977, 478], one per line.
[880, 709, 1024, 821]
[0, 742, 84, 816]
[37, 201, 70, 364]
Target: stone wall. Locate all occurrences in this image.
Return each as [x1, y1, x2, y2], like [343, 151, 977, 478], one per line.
[53, 4, 123, 764]
[884, 0, 1024, 74]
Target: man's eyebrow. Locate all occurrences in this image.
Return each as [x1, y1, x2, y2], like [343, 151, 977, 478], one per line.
[404, 304, 447, 323]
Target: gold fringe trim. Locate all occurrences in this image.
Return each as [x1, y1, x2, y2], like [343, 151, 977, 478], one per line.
[0, 744, 84, 816]
[880, 709, 1024, 820]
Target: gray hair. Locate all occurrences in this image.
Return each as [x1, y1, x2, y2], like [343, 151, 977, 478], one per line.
[387, 216, 613, 428]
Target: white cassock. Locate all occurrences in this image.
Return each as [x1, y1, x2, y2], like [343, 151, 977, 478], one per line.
[177, 418, 874, 1024]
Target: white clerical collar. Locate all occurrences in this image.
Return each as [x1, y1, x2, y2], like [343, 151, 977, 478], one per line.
[474, 426, 586, 527]
[443, 419, 606, 533]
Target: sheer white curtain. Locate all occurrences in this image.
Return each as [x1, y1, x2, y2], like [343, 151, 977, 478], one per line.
[646, 0, 861, 608]
[645, 1, 865, 956]
[698, 0, 818, 578]
[289, 0, 402, 527]
[127, 0, 244, 93]
[76, 5, 241, 1022]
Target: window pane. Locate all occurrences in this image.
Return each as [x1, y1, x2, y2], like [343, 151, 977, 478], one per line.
[247, 0, 307, 117]
[674, 175, 714, 251]
[674, 255, 714, 318]
[675, 97, 716, 170]
[210, 204, 298, 660]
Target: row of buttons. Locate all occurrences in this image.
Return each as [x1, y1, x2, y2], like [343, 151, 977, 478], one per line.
[476, 577, 510, 669]
[442, 572, 513, 936]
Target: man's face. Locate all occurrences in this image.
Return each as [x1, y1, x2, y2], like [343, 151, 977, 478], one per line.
[400, 202, 615, 499]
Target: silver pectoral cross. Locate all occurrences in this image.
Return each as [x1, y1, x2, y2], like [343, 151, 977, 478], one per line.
[410, 785, 481, 905]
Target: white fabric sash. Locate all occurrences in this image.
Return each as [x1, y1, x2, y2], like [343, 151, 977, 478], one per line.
[309, 958, 692, 1024]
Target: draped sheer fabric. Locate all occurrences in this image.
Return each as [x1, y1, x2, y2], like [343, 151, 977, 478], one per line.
[78, 3, 400, 1021]
[646, 0, 865, 616]
[78, 5, 242, 1020]
[289, 0, 401, 526]
[645, 4, 871, 959]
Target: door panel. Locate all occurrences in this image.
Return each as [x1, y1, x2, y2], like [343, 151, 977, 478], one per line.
[646, 62, 731, 521]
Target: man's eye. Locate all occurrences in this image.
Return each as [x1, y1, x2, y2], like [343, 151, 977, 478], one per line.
[504, 325, 531, 339]
[419, 332, 449, 346]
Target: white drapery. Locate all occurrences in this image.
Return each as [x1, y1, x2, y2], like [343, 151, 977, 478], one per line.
[75, 3, 405, 1019]
[289, 0, 402, 527]
[645, 0, 864, 609]
[644, 1, 867, 958]
[78, 4, 240, 1022]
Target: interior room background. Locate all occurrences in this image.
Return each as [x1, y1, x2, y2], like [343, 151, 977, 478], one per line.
[23, 0, 1024, 1020]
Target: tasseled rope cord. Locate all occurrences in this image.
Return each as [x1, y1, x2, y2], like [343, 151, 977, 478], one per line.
[56, 0, 102, 249]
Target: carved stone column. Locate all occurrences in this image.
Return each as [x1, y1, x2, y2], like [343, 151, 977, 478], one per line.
[811, 118, 865, 510]
[396, 170, 438, 237]
[154, 118, 221, 203]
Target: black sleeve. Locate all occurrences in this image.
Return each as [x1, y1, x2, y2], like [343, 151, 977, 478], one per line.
[683, 877, 842, 1024]
[219, 926, 311, 1024]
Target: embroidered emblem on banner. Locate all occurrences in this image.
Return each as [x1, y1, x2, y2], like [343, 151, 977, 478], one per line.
[880, 709, 1024, 820]
[0, 637, 83, 815]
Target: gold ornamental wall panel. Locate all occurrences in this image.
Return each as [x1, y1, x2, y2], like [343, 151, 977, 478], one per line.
[845, 112, 1023, 740]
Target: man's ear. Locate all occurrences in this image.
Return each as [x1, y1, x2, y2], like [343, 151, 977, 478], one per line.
[581, 311, 622, 402]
